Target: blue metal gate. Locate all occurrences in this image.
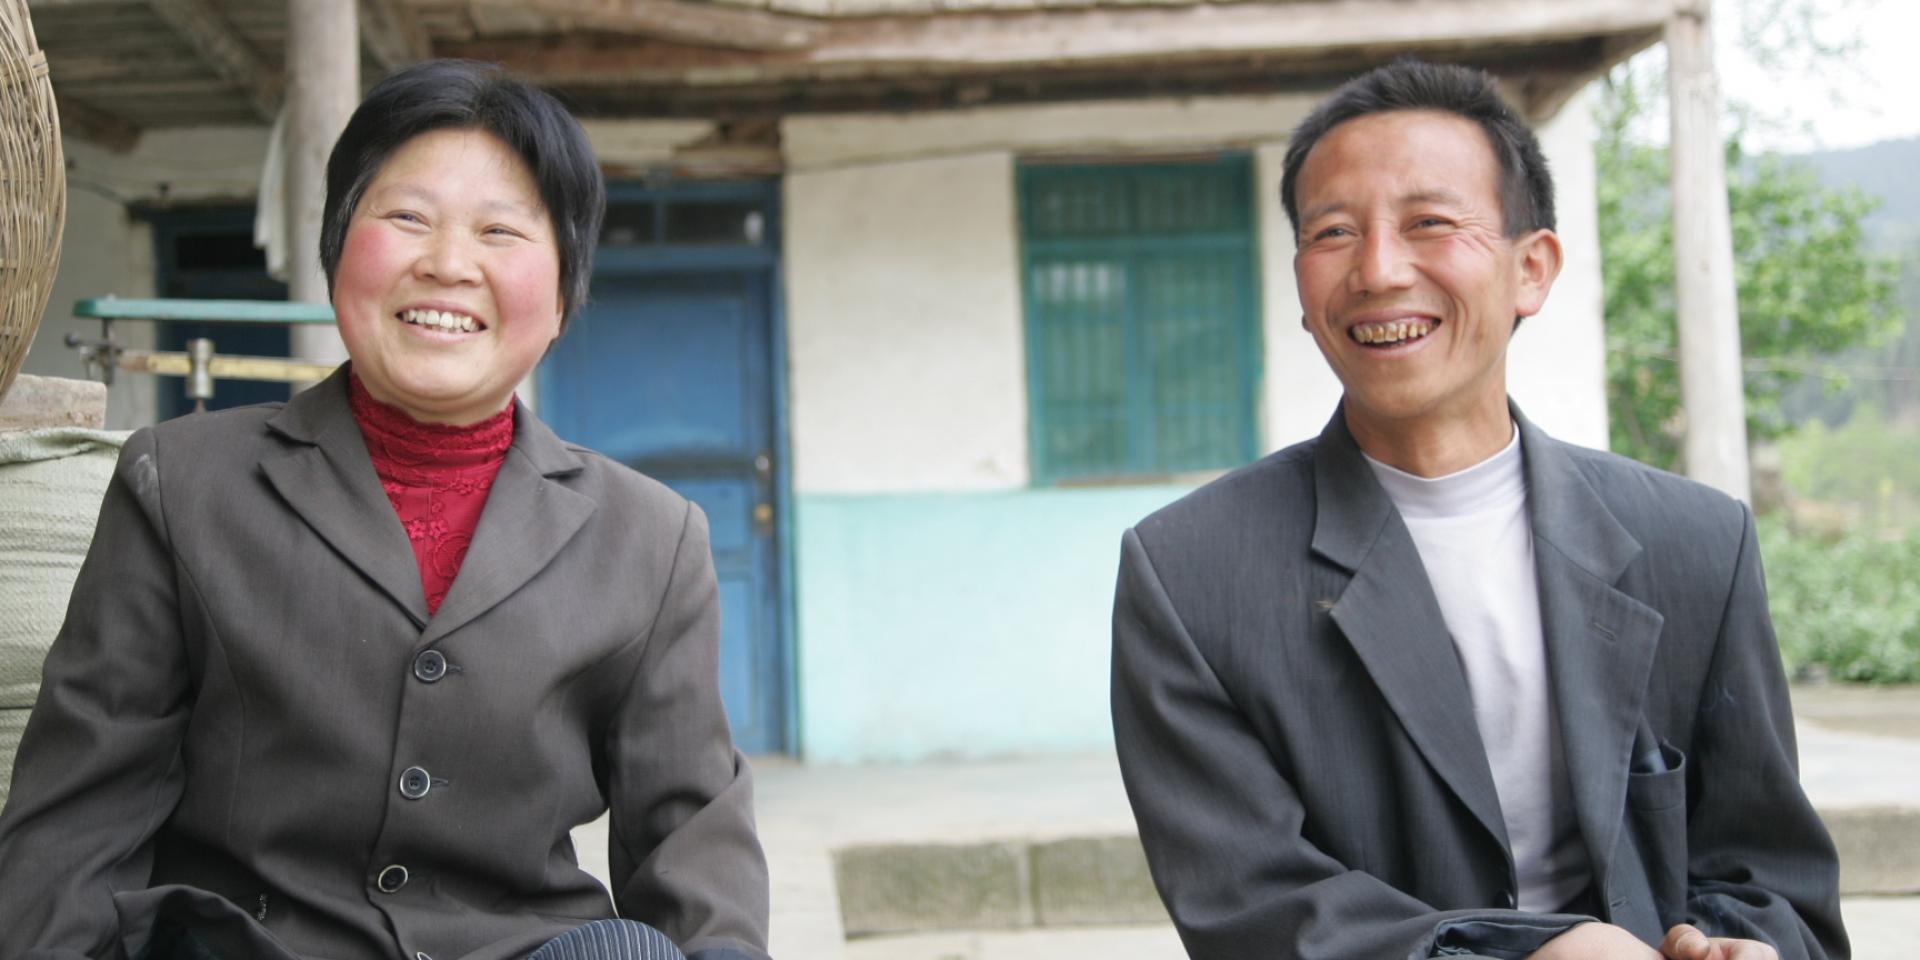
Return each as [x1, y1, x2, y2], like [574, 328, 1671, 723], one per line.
[538, 181, 791, 754]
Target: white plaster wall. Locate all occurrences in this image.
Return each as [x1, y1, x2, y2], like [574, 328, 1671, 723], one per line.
[22, 129, 269, 429]
[19, 183, 156, 430]
[784, 93, 1320, 173]
[783, 93, 1321, 493]
[784, 151, 1028, 493]
[1254, 141, 1345, 452]
[1509, 85, 1610, 451]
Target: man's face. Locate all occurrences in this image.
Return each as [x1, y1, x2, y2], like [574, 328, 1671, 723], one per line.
[1292, 109, 1560, 435]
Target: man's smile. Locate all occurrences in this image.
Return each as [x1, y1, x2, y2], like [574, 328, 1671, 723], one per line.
[1350, 317, 1439, 346]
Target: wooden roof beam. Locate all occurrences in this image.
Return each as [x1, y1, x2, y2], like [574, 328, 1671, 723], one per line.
[360, 0, 432, 72]
[1511, 30, 1661, 122]
[477, 0, 826, 53]
[807, 0, 1679, 71]
[54, 93, 140, 153]
[466, 0, 1674, 86]
[147, 0, 280, 119]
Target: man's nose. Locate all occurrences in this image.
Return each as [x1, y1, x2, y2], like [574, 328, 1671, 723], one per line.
[416, 231, 483, 285]
[1351, 227, 1416, 296]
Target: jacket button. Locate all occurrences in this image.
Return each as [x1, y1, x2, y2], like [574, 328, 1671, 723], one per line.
[375, 864, 409, 893]
[399, 766, 432, 800]
[413, 649, 447, 683]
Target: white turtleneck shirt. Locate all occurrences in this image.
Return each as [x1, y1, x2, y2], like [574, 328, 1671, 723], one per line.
[1362, 429, 1591, 914]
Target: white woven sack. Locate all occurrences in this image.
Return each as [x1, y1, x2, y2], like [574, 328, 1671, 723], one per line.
[0, 428, 125, 802]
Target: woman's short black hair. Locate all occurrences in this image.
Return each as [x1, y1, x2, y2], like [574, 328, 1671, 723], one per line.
[320, 59, 606, 330]
[1281, 58, 1555, 239]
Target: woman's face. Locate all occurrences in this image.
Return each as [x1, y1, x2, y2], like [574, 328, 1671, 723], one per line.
[333, 127, 564, 425]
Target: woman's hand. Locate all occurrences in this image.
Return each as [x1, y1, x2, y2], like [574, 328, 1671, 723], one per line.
[1659, 924, 1780, 960]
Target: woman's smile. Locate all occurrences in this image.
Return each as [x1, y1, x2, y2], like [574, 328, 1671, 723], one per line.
[397, 306, 486, 334]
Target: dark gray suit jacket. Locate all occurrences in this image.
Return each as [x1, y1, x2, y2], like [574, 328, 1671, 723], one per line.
[0, 369, 770, 960]
[1111, 405, 1846, 960]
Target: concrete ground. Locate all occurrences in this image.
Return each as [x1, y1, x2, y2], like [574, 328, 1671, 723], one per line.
[576, 684, 1920, 958]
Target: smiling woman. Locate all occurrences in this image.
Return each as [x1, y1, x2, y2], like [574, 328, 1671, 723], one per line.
[0, 60, 773, 960]
[333, 127, 565, 426]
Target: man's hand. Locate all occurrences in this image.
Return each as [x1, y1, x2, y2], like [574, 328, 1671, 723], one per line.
[1659, 924, 1781, 960]
[1526, 922, 1661, 959]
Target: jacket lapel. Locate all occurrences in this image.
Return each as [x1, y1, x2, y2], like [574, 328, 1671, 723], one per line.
[1516, 408, 1664, 897]
[420, 407, 595, 644]
[1311, 411, 1510, 854]
[262, 368, 429, 627]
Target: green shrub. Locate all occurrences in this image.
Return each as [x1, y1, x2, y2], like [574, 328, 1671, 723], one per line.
[1759, 515, 1920, 683]
[1777, 407, 1920, 533]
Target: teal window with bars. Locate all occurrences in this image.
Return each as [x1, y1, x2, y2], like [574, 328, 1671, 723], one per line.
[1019, 156, 1261, 483]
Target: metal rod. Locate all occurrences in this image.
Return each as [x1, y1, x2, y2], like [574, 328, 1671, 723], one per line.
[116, 350, 340, 384]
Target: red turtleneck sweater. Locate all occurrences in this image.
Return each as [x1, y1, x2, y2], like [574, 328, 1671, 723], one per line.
[348, 374, 516, 615]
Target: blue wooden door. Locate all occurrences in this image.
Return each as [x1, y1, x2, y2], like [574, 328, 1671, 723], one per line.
[538, 185, 788, 754]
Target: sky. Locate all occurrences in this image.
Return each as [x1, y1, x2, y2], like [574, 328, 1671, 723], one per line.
[1712, 0, 1920, 153]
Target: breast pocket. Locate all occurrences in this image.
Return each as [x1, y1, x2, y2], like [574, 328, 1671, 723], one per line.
[1622, 740, 1688, 936]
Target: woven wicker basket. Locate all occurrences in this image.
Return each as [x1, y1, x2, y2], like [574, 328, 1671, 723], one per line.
[0, 0, 65, 406]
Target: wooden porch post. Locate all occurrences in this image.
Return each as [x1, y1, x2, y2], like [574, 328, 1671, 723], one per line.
[1665, 0, 1751, 501]
[286, 0, 358, 369]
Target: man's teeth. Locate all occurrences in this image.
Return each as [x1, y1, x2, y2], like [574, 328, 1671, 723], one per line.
[401, 309, 481, 333]
[1352, 319, 1434, 345]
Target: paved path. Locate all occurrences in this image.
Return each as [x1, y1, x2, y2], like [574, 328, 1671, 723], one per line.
[574, 685, 1920, 958]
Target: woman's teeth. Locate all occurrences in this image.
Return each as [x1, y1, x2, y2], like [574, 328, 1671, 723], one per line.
[1352, 319, 1434, 345]
[401, 309, 481, 333]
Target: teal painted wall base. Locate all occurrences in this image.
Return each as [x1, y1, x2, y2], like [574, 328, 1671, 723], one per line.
[793, 486, 1192, 764]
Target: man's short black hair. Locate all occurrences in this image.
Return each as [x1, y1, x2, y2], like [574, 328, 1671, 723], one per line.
[320, 59, 607, 330]
[1280, 58, 1555, 239]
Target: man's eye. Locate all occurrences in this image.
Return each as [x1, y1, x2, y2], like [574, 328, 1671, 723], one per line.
[1311, 226, 1350, 241]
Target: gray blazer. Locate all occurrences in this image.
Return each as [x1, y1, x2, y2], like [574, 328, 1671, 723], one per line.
[0, 369, 770, 960]
[1112, 406, 1847, 960]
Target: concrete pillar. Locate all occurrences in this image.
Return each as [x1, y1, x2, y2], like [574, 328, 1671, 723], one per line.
[1666, 0, 1751, 502]
[285, 0, 357, 368]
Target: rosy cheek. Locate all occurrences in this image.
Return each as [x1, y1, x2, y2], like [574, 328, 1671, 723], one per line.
[492, 251, 564, 341]
[333, 223, 404, 331]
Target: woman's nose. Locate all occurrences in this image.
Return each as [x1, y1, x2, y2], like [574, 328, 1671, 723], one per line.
[415, 232, 483, 285]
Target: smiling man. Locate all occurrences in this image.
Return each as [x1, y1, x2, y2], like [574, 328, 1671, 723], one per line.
[1110, 60, 1847, 960]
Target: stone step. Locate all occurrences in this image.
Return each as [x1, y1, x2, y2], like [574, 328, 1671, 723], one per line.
[1825, 806, 1920, 896]
[842, 899, 1920, 960]
[833, 805, 1920, 938]
[834, 837, 1165, 937]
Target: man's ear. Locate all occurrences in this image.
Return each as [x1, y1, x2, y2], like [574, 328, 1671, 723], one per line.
[1513, 228, 1564, 319]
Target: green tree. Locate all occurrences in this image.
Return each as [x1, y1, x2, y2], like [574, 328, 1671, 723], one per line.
[1597, 55, 1902, 471]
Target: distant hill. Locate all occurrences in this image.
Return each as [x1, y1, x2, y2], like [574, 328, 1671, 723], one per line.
[1771, 137, 1920, 424]
[1781, 137, 1920, 251]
